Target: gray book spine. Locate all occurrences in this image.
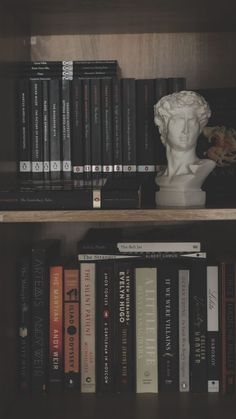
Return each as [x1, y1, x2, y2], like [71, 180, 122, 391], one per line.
[179, 269, 190, 392]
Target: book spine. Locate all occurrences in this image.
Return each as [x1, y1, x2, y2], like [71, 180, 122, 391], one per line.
[64, 268, 80, 390]
[158, 263, 179, 392]
[112, 78, 122, 173]
[122, 78, 136, 173]
[178, 269, 190, 392]
[135, 267, 158, 393]
[154, 78, 168, 167]
[136, 79, 156, 173]
[115, 262, 135, 392]
[90, 78, 102, 178]
[18, 257, 31, 392]
[31, 248, 49, 393]
[189, 260, 207, 393]
[168, 77, 186, 93]
[96, 263, 115, 392]
[18, 79, 31, 180]
[82, 79, 92, 179]
[71, 79, 84, 178]
[221, 262, 235, 394]
[42, 80, 50, 180]
[101, 78, 113, 175]
[30, 79, 43, 180]
[207, 265, 220, 392]
[49, 79, 61, 180]
[80, 263, 96, 393]
[49, 265, 63, 392]
[61, 80, 72, 179]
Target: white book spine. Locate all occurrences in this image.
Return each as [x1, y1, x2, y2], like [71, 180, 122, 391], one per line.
[117, 242, 201, 253]
[80, 263, 96, 393]
[207, 266, 219, 392]
[178, 269, 190, 392]
[135, 267, 158, 393]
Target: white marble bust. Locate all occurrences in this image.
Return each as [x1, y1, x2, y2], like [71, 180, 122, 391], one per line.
[154, 90, 216, 207]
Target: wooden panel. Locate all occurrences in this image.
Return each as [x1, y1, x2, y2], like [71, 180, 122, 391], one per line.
[12, 0, 236, 34]
[31, 32, 236, 88]
[1, 208, 236, 222]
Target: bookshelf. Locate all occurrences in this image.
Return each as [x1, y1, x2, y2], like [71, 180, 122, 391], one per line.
[1, 0, 236, 417]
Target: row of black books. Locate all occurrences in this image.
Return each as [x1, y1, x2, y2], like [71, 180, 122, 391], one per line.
[17, 59, 186, 183]
[18, 228, 236, 395]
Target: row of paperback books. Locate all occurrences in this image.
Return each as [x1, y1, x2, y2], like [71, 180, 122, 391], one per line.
[17, 59, 186, 182]
[18, 228, 236, 395]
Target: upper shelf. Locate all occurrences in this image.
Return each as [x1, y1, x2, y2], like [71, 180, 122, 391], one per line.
[0, 208, 236, 222]
[2, 0, 236, 35]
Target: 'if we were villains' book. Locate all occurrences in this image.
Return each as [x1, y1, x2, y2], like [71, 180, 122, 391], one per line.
[64, 266, 80, 391]
[135, 267, 158, 393]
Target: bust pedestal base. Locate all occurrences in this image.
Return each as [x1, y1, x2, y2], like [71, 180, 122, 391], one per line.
[156, 189, 206, 208]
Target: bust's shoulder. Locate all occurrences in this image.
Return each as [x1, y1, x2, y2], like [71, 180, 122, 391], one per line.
[189, 158, 216, 174]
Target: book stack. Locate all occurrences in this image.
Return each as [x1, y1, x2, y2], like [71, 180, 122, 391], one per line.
[18, 227, 236, 395]
[17, 59, 186, 187]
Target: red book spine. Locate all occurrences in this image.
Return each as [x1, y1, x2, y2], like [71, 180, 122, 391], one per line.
[49, 265, 63, 391]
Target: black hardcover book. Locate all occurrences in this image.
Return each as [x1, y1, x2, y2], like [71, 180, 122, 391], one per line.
[91, 79, 102, 178]
[0, 176, 141, 210]
[154, 78, 169, 167]
[18, 256, 31, 392]
[196, 87, 236, 204]
[49, 79, 61, 180]
[136, 79, 156, 173]
[158, 263, 179, 392]
[122, 78, 136, 173]
[82, 79, 92, 179]
[220, 261, 236, 394]
[112, 78, 122, 173]
[31, 240, 60, 393]
[71, 79, 84, 179]
[42, 80, 50, 180]
[30, 79, 43, 181]
[61, 79, 72, 180]
[168, 77, 186, 93]
[96, 262, 115, 393]
[189, 258, 208, 393]
[114, 261, 135, 392]
[102, 78, 113, 175]
[17, 79, 31, 181]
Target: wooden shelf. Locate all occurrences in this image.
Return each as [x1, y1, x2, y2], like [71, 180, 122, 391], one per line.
[1, 208, 236, 223]
[4, 393, 236, 419]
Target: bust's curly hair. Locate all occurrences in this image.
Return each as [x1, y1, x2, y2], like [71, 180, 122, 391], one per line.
[154, 90, 211, 144]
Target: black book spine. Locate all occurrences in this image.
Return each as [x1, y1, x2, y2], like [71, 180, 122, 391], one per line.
[91, 78, 102, 178]
[82, 79, 92, 179]
[49, 79, 61, 180]
[122, 78, 136, 173]
[136, 79, 156, 173]
[42, 80, 50, 180]
[30, 79, 43, 180]
[71, 79, 84, 179]
[18, 79, 31, 180]
[154, 78, 168, 167]
[115, 262, 135, 392]
[96, 263, 115, 393]
[221, 262, 235, 394]
[158, 263, 179, 392]
[112, 78, 122, 173]
[168, 77, 186, 93]
[101, 78, 113, 175]
[61, 79, 72, 180]
[189, 260, 207, 393]
[18, 257, 31, 392]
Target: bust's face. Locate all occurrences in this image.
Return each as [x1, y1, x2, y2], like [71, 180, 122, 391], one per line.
[167, 108, 200, 152]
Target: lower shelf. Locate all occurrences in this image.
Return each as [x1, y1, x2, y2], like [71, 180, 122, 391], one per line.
[4, 393, 236, 419]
